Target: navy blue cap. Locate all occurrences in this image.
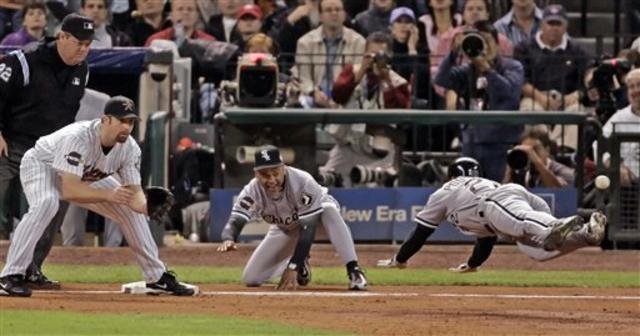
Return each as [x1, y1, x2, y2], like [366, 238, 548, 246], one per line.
[254, 145, 284, 171]
[104, 96, 138, 119]
[61, 13, 96, 41]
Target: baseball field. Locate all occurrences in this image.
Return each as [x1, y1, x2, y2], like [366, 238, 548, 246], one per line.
[1, 242, 639, 335]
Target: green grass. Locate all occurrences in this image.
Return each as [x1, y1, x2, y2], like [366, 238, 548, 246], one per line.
[34, 265, 640, 288]
[0, 310, 349, 336]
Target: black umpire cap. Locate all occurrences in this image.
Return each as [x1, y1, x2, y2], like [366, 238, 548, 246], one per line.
[254, 145, 284, 171]
[104, 96, 139, 120]
[61, 13, 96, 41]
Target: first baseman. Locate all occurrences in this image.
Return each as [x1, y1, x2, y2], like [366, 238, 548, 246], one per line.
[218, 145, 368, 290]
[378, 157, 607, 269]
[0, 96, 194, 297]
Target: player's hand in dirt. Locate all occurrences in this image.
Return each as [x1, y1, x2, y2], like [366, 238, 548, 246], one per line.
[376, 256, 407, 269]
[276, 269, 298, 291]
[448, 263, 477, 273]
[217, 240, 237, 252]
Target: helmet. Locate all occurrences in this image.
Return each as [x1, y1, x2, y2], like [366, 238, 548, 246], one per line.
[447, 157, 481, 179]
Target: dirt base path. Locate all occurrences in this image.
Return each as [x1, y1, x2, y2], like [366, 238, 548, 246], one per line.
[2, 284, 639, 335]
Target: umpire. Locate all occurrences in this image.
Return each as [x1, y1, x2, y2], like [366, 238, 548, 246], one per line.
[0, 13, 94, 288]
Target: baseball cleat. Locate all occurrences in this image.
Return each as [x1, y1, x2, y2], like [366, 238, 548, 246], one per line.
[297, 256, 311, 287]
[585, 211, 607, 245]
[146, 271, 196, 296]
[543, 215, 584, 251]
[376, 255, 407, 269]
[348, 267, 368, 291]
[25, 266, 61, 290]
[0, 274, 32, 297]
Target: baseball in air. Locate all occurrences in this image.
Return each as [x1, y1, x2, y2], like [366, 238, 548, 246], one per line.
[595, 175, 610, 190]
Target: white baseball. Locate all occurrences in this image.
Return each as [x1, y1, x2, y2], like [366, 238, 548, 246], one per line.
[595, 175, 610, 190]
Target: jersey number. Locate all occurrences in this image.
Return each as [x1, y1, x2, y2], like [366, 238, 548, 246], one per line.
[0, 64, 12, 83]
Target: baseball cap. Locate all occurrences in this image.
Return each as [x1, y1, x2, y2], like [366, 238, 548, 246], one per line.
[253, 145, 284, 171]
[389, 7, 415, 24]
[542, 4, 568, 24]
[61, 13, 96, 41]
[237, 4, 263, 20]
[104, 96, 139, 120]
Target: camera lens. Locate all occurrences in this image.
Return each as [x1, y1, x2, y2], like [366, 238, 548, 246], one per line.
[461, 33, 485, 58]
[507, 149, 529, 170]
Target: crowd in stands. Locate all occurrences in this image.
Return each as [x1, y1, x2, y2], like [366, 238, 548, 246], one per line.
[0, 0, 638, 241]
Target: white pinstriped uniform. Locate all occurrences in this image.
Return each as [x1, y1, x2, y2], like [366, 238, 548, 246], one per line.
[232, 166, 358, 286]
[415, 177, 594, 261]
[1, 120, 165, 282]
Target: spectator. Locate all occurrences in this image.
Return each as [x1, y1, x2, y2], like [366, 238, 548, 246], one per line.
[321, 32, 408, 186]
[1, 0, 46, 46]
[0, 13, 93, 288]
[515, 4, 590, 150]
[435, 20, 524, 181]
[494, 0, 543, 47]
[595, 68, 640, 187]
[233, 4, 262, 50]
[126, 0, 168, 46]
[503, 128, 575, 187]
[0, 0, 23, 41]
[257, 0, 286, 35]
[332, 32, 409, 108]
[80, 0, 131, 47]
[418, 0, 461, 76]
[295, 0, 365, 108]
[145, 0, 214, 47]
[206, 0, 242, 42]
[389, 7, 429, 102]
[274, 0, 321, 72]
[435, 0, 513, 63]
[353, 0, 395, 37]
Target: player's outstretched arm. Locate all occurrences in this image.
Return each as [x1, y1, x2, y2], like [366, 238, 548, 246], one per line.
[276, 214, 320, 290]
[449, 235, 497, 273]
[60, 173, 133, 204]
[377, 224, 435, 268]
[217, 215, 247, 252]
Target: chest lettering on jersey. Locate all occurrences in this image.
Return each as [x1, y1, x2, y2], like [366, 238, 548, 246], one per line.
[81, 164, 114, 182]
[262, 212, 299, 226]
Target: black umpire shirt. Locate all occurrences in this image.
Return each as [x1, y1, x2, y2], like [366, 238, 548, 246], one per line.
[0, 38, 88, 147]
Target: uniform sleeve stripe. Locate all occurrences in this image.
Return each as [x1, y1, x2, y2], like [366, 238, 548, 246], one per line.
[415, 217, 439, 229]
[298, 207, 323, 219]
[231, 210, 251, 221]
[10, 50, 29, 86]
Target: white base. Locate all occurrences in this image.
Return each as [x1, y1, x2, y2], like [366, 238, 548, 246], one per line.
[121, 281, 200, 296]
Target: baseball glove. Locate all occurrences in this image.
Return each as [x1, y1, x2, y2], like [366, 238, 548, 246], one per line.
[145, 186, 175, 221]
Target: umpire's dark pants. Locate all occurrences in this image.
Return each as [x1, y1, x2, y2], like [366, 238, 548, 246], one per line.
[0, 138, 68, 272]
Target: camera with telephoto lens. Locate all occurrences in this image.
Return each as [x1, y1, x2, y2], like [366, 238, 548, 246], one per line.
[373, 50, 391, 69]
[315, 170, 343, 187]
[506, 148, 529, 186]
[461, 29, 486, 58]
[591, 57, 631, 124]
[350, 165, 397, 187]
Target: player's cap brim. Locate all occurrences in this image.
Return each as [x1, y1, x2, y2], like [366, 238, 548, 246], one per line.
[253, 162, 284, 171]
[116, 113, 141, 120]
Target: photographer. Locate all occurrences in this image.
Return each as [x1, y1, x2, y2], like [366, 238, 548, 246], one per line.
[504, 129, 574, 188]
[320, 32, 409, 186]
[434, 20, 524, 182]
[594, 68, 640, 187]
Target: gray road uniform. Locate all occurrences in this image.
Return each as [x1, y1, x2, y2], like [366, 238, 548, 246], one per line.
[223, 166, 358, 286]
[416, 176, 596, 261]
[1, 120, 166, 282]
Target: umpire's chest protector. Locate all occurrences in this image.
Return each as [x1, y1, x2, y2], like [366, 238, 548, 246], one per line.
[9, 41, 87, 140]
